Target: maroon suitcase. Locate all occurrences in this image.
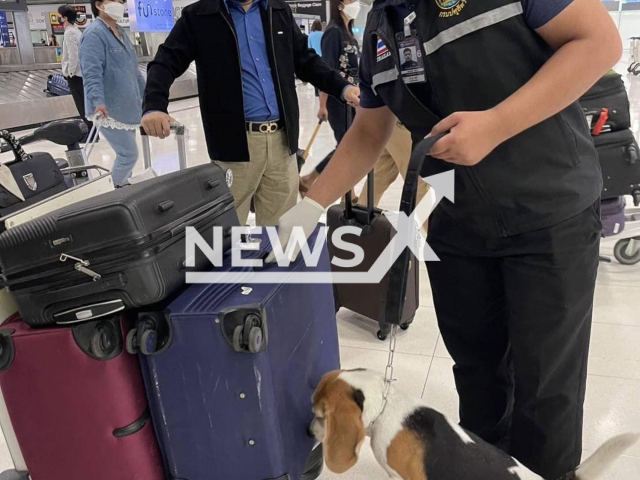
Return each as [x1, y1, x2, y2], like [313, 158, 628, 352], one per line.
[0, 314, 165, 480]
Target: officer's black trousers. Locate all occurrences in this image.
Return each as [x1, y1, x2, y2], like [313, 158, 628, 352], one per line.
[425, 201, 601, 479]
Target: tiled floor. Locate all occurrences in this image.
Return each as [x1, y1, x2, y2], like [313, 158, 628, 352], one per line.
[1, 65, 639, 478]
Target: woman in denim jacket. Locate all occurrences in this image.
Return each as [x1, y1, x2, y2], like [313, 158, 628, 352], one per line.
[80, 0, 146, 186]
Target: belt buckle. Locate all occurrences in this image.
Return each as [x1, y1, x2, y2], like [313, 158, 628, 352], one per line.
[259, 122, 278, 134]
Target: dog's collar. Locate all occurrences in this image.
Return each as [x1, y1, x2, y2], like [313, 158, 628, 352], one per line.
[366, 398, 388, 430]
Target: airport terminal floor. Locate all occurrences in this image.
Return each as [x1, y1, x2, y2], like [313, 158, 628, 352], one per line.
[1, 67, 639, 479]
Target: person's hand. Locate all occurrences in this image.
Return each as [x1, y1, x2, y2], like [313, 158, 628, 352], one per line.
[428, 110, 506, 166]
[265, 197, 324, 264]
[142, 111, 175, 139]
[94, 105, 109, 119]
[344, 86, 360, 108]
[317, 106, 329, 122]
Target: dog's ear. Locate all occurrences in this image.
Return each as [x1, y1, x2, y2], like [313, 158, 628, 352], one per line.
[323, 389, 366, 474]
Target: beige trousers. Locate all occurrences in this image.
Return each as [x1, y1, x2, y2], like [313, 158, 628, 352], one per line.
[215, 130, 298, 226]
[360, 123, 430, 209]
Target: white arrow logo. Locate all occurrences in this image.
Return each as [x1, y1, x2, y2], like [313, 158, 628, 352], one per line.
[185, 170, 456, 285]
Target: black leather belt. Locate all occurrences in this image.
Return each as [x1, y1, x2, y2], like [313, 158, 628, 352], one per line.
[246, 120, 284, 133]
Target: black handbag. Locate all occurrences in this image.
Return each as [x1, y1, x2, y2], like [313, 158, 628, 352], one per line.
[0, 130, 67, 219]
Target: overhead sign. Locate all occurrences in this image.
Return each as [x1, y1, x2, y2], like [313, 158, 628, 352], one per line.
[286, 0, 325, 21]
[74, 5, 88, 26]
[28, 4, 92, 30]
[49, 11, 65, 34]
[127, 0, 175, 32]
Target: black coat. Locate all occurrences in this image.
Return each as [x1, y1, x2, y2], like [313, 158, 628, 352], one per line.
[144, 0, 350, 162]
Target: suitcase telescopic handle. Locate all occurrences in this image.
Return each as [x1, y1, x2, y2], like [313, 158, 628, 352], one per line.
[139, 122, 188, 171]
[344, 172, 375, 224]
[384, 133, 446, 326]
[342, 105, 378, 223]
[139, 122, 186, 137]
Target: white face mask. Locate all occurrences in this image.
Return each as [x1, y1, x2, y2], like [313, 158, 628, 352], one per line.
[101, 2, 125, 21]
[342, 2, 361, 20]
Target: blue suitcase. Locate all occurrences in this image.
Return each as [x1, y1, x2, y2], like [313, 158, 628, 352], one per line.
[128, 228, 339, 480]
[46, 74, 71, 96]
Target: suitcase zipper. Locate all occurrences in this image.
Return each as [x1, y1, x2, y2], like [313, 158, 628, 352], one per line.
[5, 199, 235, 289]
[59, 254, 102, 281]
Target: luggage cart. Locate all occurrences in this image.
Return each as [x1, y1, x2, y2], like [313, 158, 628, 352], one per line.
[600, 201, 640, 265]
[628, 37, 640, 75]
[613, 204, 640, 265]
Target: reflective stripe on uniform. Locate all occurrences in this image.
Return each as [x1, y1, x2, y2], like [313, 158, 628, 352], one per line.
[424, 2, 524, 55]
[372, 67, 399, 94]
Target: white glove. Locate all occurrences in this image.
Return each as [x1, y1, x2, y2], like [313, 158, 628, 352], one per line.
[265, 197, 325, 264]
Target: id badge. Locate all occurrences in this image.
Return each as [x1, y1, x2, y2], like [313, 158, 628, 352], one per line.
[396, 31, 426, 85]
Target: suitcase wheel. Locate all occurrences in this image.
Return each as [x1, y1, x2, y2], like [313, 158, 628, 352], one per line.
[376, 330, 388, 341]
[0, 332, 15, 372]
[232, 326, 244, 352]
[125, 325, 158, 356]
[247, 327, 264, 354]
[400, 324, 410, 331]
[90, 322, 120, 359]
[230, 314, 265, 353]
[128, 314, 172, 356]
[233, 324, 264, 354]
[72, 318, 123, 361]
[126, 328, 138, 354]
[140, 329, 158, 356]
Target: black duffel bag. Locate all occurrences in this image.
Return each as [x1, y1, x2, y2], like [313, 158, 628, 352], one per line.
[0, 130, 67, 219]
[580, 72, 631, 134]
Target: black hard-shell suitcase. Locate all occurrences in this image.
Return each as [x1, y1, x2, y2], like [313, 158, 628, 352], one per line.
[580, 72, 631, 134]
[593, 129, 640, 202]
[0, 164, 239, 326]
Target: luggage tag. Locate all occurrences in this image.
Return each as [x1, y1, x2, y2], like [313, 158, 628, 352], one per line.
[396, 12, 426, 85]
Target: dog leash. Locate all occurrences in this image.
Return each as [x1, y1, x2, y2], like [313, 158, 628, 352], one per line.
[368, 324, 399, 430]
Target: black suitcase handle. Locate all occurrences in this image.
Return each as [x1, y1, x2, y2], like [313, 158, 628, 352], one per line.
[384, 133, 446, 326]
[342, 105, 376, 225]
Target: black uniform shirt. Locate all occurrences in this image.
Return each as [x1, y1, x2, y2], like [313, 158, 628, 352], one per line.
[359, 0, 575, 110]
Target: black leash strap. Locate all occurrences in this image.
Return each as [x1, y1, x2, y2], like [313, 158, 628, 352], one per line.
[383, 133, 446, 326]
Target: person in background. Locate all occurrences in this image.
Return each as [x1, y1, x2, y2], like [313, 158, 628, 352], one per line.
[58, 5, 93, 139]
[81, 0, 146, 186]
[308, 20, 324, 97]
[299, 0, 429, 223]
[308, 20, 324, 56]
[299, 0, 360, 198]
[142, 0, 359, 227]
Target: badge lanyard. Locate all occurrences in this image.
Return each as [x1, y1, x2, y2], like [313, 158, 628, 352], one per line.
[396, 11, 426, 85]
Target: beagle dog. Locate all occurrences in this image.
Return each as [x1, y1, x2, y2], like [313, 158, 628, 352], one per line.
[311, 369, 639, 480]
